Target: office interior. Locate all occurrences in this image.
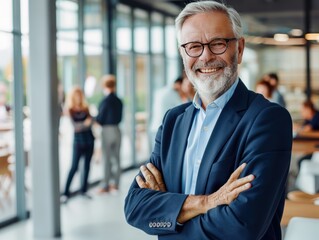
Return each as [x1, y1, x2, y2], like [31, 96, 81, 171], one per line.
[0, 0, 319, 239]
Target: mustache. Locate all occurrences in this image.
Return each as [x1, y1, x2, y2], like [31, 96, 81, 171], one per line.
[193, 60, 227, 70]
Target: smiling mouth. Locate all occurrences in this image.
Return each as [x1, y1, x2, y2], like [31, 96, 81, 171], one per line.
[198, 67, 221, 73]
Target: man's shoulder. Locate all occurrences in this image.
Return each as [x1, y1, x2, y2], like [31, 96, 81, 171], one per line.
[165, 102, 193, 119]
[103, 93, 122, 102]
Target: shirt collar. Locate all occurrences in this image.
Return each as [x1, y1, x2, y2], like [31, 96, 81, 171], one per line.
[192, 78, 239, 110]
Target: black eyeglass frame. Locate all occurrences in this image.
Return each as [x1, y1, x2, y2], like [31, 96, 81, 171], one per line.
[180, 38, 238, 58]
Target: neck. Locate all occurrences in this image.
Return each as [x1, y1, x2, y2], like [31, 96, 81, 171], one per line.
[104, 89, 112, 95]
[198, 90, 225, 110]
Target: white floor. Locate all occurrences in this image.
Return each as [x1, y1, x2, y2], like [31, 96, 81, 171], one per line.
[0, 170, 157, 240]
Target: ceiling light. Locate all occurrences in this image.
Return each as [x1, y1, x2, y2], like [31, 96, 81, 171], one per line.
[290, 29, 303, 37]
[245, 35, 306, 46]
[274, 34, 289, 42]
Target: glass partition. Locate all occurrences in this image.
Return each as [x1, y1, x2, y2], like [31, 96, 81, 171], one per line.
[165, 17, 179, 84]
[134, 9, 150, 163]
[116, 53, 134, 169]
[0, 1, 12, 31]
[116, 4, 134, 168]
[0, 32, 16, 222]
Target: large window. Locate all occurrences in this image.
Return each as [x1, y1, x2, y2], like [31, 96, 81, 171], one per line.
[116, 53, 134, 168]
[115, 5, 183, 167]
[0, 31, 16, 223]
[57, 0, 107, 194]
[116, 4, 134, 168]
[0, 0, 184, 227]
[151, 12, 165, 90]
[134, 9, 150, 163]
[0, 0, 29, 223]
[84, 0, 104, 105]
[57, 0, 79, 91]
[165, 17, 179, 84]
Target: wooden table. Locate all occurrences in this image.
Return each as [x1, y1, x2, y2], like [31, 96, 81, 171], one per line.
[282, 200, 319, 226]
[292, 131, 319, 154]
[286, 131, 319, 227]
[292, 139, 319, 154]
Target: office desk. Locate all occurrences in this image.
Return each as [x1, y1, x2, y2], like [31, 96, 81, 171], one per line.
[282, 200, 319, 226]
[292, 139, 319, 154]
[292, 131, 319, 154]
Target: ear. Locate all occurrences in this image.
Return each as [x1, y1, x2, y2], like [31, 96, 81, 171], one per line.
[237, 37, 245, 64]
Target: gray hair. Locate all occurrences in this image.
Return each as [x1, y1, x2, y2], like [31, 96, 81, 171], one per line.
[175, 1, 243, 44]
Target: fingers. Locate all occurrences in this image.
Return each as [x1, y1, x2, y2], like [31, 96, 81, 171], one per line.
[136, 163, 167, 192]
[228, 174, 254, 192]
[222, 173, 254, 205]
[208, 163, 254, 208]
[224, 182, 252, 205]
[146, 163, 166, 191]
[136, 175, 148, 188]
[140, 165, 159, 190]
[227, 163, 246, 183]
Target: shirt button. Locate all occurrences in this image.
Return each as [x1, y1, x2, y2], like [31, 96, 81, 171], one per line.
[203, 126, 208, 131]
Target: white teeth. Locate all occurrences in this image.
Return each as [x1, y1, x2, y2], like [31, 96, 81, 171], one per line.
[200, 68, 218, 73]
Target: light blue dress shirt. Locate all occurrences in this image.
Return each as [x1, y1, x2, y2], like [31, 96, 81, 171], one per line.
[182, 79, 239, 194]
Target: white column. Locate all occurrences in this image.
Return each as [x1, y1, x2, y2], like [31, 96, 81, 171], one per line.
[28, 0, 61, 237]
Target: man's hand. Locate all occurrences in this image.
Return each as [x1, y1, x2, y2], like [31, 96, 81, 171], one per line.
[178, 163, 254, 223]
[135, 162, 254, 224]
[136, 163, 167, 192]
[206, 163, 254, 209]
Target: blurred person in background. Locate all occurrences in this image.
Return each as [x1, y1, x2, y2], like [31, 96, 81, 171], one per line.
[150, 76, 187, 142]
[263, 72, 286, 107]
[255, 79, 274, 101]
[0, 82, 11, 121]
[96, 75, 123, 193]
[297, 100, 319, 133]
[61, 86, 95, 203]
[294, 100, 319, 170]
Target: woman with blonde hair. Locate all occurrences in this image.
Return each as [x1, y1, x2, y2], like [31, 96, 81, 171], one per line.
[61, 86, 95, 203]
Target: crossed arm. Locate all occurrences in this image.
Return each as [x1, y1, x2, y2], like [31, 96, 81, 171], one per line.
[136, 162, 254, 224]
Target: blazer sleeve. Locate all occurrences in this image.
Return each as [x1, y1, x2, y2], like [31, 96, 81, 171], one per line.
[124, 120, 188, 235]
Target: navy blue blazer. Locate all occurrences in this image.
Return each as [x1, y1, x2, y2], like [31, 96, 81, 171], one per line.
[125, 80, 292, 240]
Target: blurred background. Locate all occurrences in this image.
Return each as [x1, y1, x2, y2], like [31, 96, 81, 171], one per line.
[0, 0, 318, 239]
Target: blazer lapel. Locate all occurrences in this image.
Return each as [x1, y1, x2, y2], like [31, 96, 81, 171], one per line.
[195, 80, 249, 194]
[168, 105, 196, 193]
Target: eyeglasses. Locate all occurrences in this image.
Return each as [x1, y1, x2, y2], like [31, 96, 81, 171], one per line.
[180, 38, 238, 58]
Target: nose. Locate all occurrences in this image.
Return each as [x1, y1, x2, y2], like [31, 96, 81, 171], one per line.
[199, 45, 216, 62]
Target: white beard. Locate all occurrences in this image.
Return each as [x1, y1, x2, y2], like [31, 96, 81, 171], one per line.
[184, 54, 238, 104]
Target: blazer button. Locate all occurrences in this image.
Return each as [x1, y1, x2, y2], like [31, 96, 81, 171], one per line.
[149, 222, 153, 228]
[167, 222, 172, 228]
[152, 222, 157, 228]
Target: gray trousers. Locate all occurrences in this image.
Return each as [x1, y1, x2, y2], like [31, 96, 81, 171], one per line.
[101, 125, 122, 188]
